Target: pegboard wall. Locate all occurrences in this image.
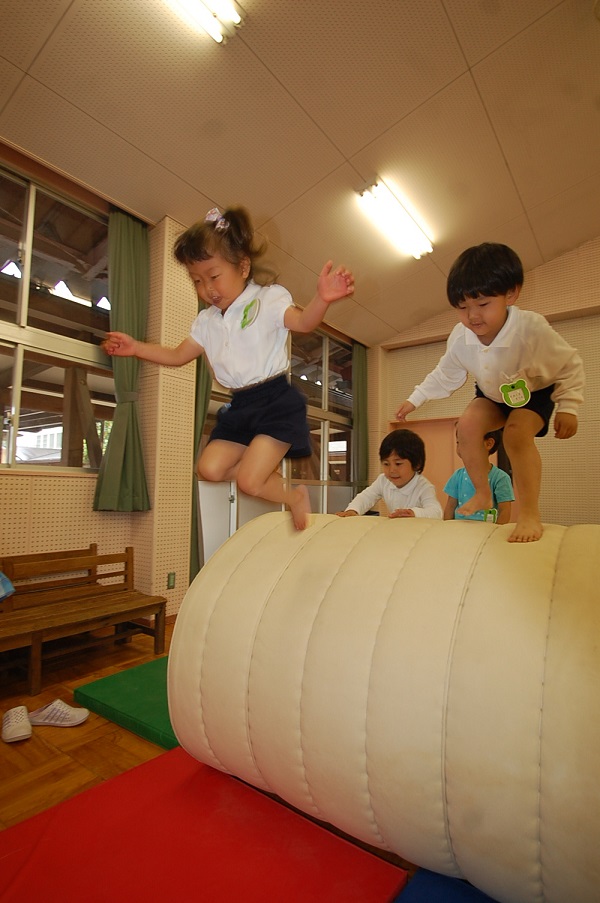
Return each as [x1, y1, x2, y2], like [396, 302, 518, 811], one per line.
[0, 471, 131, 556]
[133, 216, 197, 616]
[378, 237, 600, 528]
[537, 315, 600, 526]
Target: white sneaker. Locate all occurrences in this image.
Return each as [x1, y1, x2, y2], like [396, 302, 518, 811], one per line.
[28, 698, 90, 727]
[2, 706, 33, 742]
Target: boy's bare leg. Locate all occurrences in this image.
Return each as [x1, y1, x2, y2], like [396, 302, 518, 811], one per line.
[236, 435, 311, 530]
[456, 399, 503, 517]
[503, 411, 544, 543]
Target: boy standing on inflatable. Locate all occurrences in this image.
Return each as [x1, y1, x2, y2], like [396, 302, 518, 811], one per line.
[396, 243, 584, 543]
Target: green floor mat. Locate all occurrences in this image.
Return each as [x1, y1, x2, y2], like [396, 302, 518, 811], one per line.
[74, 656, 178, 749]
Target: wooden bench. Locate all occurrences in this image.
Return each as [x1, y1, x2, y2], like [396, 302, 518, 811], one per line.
[0, 544, 167, 695]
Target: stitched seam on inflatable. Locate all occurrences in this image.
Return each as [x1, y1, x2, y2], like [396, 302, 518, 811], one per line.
[365, 521, 433, 849]
[297, 518, 381, 819]
[244, 519, 335, 793]
[440, 528, 494, 874]
[196, 519, 284, 773]
[536, 526, 567, 898]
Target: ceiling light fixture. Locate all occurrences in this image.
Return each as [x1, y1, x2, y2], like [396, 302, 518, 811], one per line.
[170, 0, 243, 43]
[357, 177, 433, 259]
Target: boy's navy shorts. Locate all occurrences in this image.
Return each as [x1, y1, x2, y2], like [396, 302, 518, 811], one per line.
[475, 383, 555, 437]
[209, 375, 312, 458]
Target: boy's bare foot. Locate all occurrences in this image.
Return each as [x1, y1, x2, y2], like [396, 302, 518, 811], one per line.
[457, 491, 493, 518]
[289, 484, 311, 530]
[508, 516, 543, 543]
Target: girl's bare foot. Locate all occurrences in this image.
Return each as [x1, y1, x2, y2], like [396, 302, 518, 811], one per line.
[508, 516, 543, 543]
[457, 491, 493, 518]
[289, 485, 311, 531]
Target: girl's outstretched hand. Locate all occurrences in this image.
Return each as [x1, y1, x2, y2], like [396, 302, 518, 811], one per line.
[318, 261, 355, 304]
[102, 331, 136, 357]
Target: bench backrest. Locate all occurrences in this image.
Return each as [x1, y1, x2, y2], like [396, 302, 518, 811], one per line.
[0, 544, 135, 612]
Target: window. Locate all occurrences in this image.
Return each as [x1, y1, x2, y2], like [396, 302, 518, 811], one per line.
[0, 166, 115, 469]
[290, 330, 354, 511]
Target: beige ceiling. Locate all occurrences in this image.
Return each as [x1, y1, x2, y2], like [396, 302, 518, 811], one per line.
[1, 0, 599, 347]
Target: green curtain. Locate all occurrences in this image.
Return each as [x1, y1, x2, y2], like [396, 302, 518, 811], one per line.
[351, 341, 368, 491]
[189, 313, 213, 582]
[93, 210, 150, 511]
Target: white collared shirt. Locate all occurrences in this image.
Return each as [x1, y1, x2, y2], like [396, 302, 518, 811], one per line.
[408, 307, 584, 415]
[346, 472, 443, 518]
[189, 281, 293, 389]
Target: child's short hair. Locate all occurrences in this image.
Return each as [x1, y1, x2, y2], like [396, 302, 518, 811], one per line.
[484, 429, 503, 456]
[174, 206, 268, 282]
[379, 429, 425, 473]
[447, 243, 523, 308]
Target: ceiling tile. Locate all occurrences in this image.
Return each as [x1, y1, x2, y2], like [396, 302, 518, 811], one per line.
[240, 0, 467, 157]
[473, 0, 600, 207]
[0, 59, 24, 109]
[0, 0, 72, 69]
[443, 0, 560, 66]
[528, 172, 600, 261]
[25, 0, 344, 214]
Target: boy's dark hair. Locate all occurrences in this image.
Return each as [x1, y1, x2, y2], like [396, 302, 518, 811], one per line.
[484, 429, 503, 456]
[379, 429, 425, 473]
[174, 206, 271, 283]
[447, 243, 524, 307]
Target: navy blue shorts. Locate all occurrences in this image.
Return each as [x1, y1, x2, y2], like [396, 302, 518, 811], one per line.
[209, 375, 312, 458]
[475, 383, 555, 437]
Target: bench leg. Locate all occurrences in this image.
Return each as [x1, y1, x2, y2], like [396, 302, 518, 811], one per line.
[115, 623, 132, 645]
[29, 633, 43, 696]
[154, 605, 166, 655]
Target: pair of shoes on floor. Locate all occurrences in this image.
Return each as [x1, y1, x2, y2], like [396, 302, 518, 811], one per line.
[2, 699, 90, 742]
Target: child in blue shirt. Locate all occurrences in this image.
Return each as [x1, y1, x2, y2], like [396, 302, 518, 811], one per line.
[444, 430, 514, 524]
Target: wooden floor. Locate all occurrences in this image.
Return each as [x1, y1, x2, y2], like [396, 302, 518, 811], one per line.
[0, 623, 174, 831]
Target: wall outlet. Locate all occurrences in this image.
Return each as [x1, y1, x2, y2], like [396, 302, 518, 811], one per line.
[167, 572, 176, 590]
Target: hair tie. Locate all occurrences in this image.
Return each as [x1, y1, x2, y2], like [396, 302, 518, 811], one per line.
[205, 207, 229, 232]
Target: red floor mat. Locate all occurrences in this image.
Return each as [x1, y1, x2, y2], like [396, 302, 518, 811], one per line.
[0, 747, 406, 902]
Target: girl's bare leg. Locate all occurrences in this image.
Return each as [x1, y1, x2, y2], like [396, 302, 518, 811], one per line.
[235, 435, 311, 530]
[196, 439, 246, 482]
[456, 398, 505, 517]
[502, 410, 544, 543]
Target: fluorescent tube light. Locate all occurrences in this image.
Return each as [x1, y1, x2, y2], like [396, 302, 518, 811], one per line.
[170, 0, 243, 43]
[357, 178, 433, 259]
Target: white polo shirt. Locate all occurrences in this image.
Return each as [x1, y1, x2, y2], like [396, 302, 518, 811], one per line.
[190, 281, 293, 389]
[346, 472, 443, 518]
[408, 307, 584, 415]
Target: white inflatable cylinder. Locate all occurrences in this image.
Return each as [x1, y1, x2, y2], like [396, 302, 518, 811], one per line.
[167, 514, 600, 903]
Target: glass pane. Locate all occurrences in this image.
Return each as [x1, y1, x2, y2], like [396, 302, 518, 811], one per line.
[328, 339, 352, 415]
[328, 425, 352, 482]
[14, 350, 115, 467]
[289, 418, 322, 481]
[291, 332, 323, 409]
[1, 345, 14, 462]
[0, 171, 27, 326]
[28, 191, 109, 345]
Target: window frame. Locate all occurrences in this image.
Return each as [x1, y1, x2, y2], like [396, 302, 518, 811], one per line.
[0, 166, 114, 471]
